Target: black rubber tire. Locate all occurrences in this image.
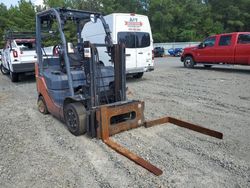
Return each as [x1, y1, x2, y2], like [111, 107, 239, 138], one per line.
[204, 65, 212, 68]
[0, 64, 9, 75]
[133, 72, 144, 79]
[37, 95, 49, 114]
[10, 71, 19, 82]
[64, 103, 87, 136]
[183, 56, 195, 68]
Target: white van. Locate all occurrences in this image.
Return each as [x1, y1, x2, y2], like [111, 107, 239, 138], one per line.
[82, 13, 154, 78]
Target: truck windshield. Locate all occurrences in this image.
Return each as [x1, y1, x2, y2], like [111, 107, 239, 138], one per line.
[118, 32, 150, 48]
[16, 41, 36, 51]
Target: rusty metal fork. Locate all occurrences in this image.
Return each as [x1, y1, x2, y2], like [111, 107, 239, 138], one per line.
[98, 103, 223, 176]
[99, 105, 163, 176]
[144, 116, 223, 139]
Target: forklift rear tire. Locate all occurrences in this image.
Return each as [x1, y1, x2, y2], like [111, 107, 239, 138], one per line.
[0, 64, 9, 75]
[133, 72, 144, 79]
[10, 72, 19, 82]
[38, 95, 49, 114]
[64, 103, 87, 136]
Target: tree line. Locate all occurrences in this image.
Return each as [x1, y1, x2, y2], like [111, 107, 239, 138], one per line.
[0, 0, 249, 46]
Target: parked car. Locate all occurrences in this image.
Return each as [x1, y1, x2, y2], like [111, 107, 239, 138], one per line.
[154, 47, 164, 57]
[0, 31, 36, 82]
[168, 48, 183, 56]
[181, 32, 250, 68]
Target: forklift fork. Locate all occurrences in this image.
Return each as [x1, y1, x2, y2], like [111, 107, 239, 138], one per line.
[97, 101, 223, 176]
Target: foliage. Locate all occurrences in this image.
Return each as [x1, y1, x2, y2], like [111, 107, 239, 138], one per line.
[0, 0, 36, 46]
[0, 0, 250, 46]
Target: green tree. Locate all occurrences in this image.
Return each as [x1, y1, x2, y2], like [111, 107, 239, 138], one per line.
[208, 0, 250, 32]
[0, 0, 36, 46]
[0, 3, 8, 46]
[43, 0, 67, 8]
[0, 0, 249, 46]
[148, 0, 214, 42]
[100, 0, 148, 15]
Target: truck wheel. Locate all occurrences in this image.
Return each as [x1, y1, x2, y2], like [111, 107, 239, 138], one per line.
[0, 64, 9, 75]
[133, 72, 144, 79]
[183, 56, 195, 68]
[64, 103, 87, 136]
[37, 95, 49, 114]
[10, 72, 19, 82]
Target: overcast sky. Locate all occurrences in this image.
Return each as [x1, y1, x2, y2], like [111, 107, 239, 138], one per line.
[0, 0, 43, 8]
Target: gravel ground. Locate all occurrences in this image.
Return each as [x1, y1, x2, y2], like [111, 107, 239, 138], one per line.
[0, 57, 250, 187]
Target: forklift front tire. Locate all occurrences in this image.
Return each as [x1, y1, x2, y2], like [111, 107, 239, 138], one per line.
[38, 95, 49, 114]
[64, 103, 87, 136]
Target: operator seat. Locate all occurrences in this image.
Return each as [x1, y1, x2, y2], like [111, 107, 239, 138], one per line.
[61, 50, 83, 73]
[67, 50, 83, 67]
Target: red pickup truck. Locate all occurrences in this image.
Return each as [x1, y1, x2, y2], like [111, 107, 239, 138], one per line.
[181, 32, 250, 68]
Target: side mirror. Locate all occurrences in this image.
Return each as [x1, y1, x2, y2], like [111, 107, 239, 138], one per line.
[90, 14, 97, 23]
[198, 43, 206, 49]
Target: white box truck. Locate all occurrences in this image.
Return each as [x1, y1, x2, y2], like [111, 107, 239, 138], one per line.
[82, 13, 154, 78]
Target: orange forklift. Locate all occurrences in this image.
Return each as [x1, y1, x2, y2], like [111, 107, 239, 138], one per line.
[35, 8, 223, 176]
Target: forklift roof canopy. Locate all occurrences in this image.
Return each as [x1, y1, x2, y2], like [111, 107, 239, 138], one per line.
[37, 8, 101, 22]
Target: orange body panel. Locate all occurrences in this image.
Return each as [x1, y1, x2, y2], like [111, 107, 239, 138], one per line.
[35, 64, 63, 120]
